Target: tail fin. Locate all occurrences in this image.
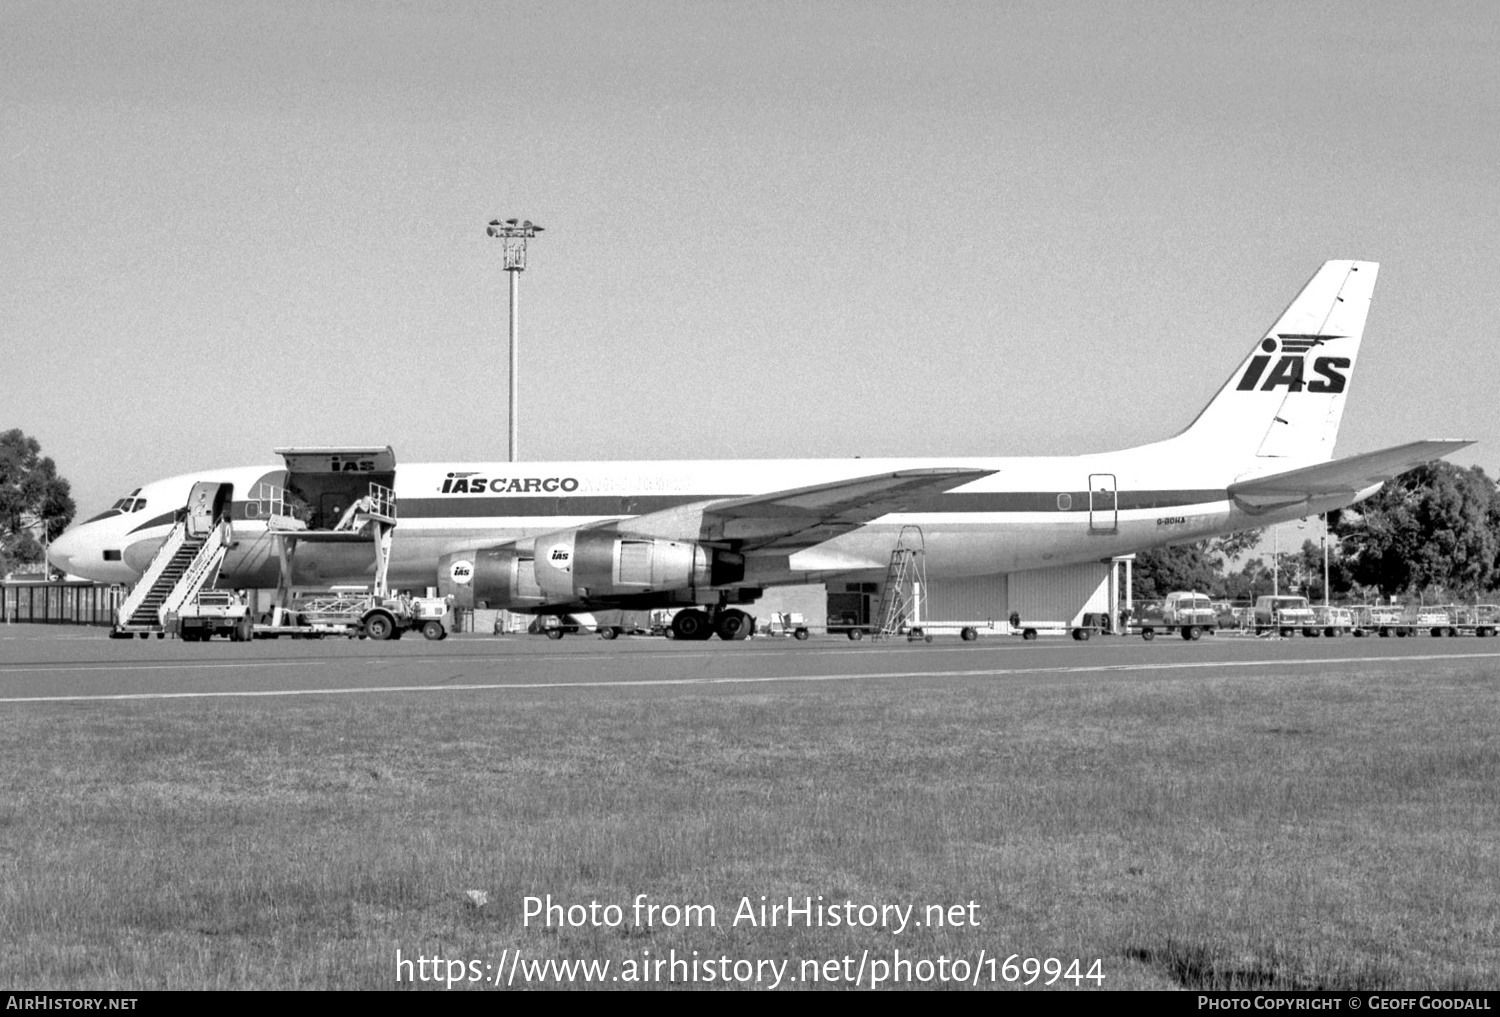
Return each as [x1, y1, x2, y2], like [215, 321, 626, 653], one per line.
[1173, 260, 1378, 465]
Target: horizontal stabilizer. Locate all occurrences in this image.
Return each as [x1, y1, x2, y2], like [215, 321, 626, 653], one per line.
[1228, 440, 1474, 509]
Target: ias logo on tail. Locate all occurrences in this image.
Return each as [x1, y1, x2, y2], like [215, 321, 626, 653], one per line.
[1236, 334, 1349, 393]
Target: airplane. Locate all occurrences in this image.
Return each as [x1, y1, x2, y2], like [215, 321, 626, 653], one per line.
[49, 260, 1472, 640]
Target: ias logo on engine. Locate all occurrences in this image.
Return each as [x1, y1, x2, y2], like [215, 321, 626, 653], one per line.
[449, 560, 474, 586]
[1235, 334, 1350, 393]
[547, 544, 572, 574]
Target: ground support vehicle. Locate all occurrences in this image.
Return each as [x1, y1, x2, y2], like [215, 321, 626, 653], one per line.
[763, 612, 810, 640]
[1350, 604, 1411, 637]
[841, 622, 935, 642]
[169, 590, 253, 642]
[906, 619, 1004, 642]
[590, 609, 654, 639]
[1312, 605, 1354, 637]
[532, 614, 586, 640]
[1003, 618, 1101, 641]
[1415, 607, 1454, 638]
[255, 591, 450, 641]
[1451, 604, 1500, 637]
[1134, 592, 1217, 641]
[1253, 595, 1318, 637]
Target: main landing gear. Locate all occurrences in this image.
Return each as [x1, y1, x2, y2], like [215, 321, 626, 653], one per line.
[669, 607, 754, 641]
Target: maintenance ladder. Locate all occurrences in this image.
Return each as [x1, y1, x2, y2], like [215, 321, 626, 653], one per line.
[871, 526, 928, 640]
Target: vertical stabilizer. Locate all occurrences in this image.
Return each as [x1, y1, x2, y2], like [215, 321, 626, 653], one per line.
[1173, 260, 1377, 466]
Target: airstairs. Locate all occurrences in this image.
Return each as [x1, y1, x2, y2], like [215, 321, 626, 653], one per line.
[871, 526, 928, 641]
[113, 517, 232, 636]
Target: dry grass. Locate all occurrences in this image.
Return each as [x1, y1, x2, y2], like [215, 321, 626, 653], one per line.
[1, 662, 1496, 989]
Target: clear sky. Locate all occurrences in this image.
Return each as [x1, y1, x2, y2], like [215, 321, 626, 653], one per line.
[4, 0, 1497, 525]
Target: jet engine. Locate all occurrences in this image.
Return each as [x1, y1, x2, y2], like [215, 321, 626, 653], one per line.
[531, 525, 744, 603]
[437, 544, 546, 611]
[437, 525, 745, 611]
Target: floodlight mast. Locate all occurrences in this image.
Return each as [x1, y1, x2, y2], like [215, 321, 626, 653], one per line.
[486, 218, 544, 462]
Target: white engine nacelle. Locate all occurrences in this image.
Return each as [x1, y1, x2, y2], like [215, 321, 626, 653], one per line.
[437, 526, 745, 610]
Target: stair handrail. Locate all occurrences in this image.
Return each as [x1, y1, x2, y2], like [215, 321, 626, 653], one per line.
[115, 517, 189, 627]
[158, 520, 232, 621]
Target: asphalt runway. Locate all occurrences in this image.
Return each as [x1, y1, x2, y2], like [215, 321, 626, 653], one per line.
[3, 623, 1499, 704]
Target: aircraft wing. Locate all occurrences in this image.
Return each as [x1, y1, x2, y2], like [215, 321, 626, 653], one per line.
[1228, 440, 1474, 510]
[612, 467, 994, 550]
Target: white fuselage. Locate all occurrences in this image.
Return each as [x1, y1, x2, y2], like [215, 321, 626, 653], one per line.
[50, 447, 1362, 592]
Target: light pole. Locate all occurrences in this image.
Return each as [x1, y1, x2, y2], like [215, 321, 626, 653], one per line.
[486, 218, 544, 462]
[1322, 515, 1331, 608]
[1324, 523, 1360, 608]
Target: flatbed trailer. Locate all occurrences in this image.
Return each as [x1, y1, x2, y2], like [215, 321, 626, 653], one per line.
[1131, 620, 1214, 641]
[253, 591, 450, 641]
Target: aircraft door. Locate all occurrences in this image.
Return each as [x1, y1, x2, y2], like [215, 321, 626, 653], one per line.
[185, 482, 233, 539]
[1089, 474, 1117, 533]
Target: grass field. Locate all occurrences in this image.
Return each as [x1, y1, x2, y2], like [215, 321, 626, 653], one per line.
[1, 654, 1496, 989]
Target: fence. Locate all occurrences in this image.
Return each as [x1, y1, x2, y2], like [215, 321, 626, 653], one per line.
[2, 581, 125, 626]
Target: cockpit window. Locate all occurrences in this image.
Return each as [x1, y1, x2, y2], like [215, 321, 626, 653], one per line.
[89, 489, 146, 522]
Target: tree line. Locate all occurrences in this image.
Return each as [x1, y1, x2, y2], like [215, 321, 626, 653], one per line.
[1, 429, 77, 577]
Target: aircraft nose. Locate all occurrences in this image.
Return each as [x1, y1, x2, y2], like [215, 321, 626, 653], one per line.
[47, 529, 83, 574]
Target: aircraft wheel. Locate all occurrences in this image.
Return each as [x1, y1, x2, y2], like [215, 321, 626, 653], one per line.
[715, 609, 752, 641]
[960, 627, 978, 642]
[422, 620, 445, 641]
[671, 609, 712, 641]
